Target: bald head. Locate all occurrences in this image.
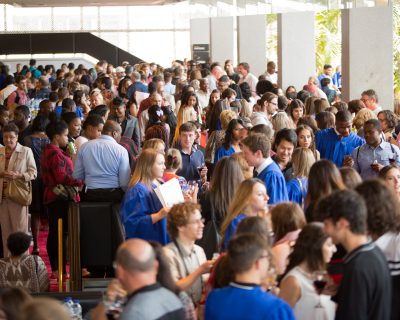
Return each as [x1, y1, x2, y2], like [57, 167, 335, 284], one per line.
[151, 93, 163, 106]
[116, 239, 156, 273]
[102, 120, 121, 135]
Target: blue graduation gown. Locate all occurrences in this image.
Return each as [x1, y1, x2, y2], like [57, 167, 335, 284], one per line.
[120, 182, 169, 245]
[286, 177, 308, 206]
[223, 213, 246, 251]
[316, 128, 365, 167]
[214, 146, 235, 164]
[257, 162, 289, 205]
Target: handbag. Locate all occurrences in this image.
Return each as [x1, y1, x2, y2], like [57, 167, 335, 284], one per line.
[196, 196, 221, 260]
[52, 184, 79, 201]
[5, 179, 32, 206]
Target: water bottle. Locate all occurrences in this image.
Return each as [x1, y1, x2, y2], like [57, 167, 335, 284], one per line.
[72, 300, 82, 320]
[63, 297, 74, 318]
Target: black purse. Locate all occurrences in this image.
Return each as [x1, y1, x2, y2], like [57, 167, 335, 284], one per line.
[196, 199, 221, 260]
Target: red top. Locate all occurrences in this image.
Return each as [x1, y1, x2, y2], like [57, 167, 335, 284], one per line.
[41, 144, 83, 204]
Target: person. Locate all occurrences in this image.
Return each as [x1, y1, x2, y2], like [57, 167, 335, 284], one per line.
[162, 148, 187, 188]
[214, 119, 244, 163]
[251, 92, 277, 127]
[164, 202, 213, 305]
[221, 178, 269, 250]
[20, 297, 76, 320]
[41, 120, 82, 276]
[361, 89, 382, 115]
[0, 123, 37, 257]
[339, 167, 362, 189]
[205, 234, 295, 320]
[23, 115, 50, 255]
[379, 165, 400, 199]
[74, 114, 104, 153]
[316, 110, 365, 167]
[286, 148, 315, 207]
[109, 97, 140, 150]
[6, 76, 28, 116]
[176, 122, 207, 183]
[241, 133, 288, 204]
[270, 202, 306, 275]
[204, 89, 220, 127]
[143, 138, 165, 154]
[265, 61, 278, 85]
[287, 99, 304, 127]
[316, 190, 391, 320]
[355, 179, 400, 320]
[12, 105, 32, 145]
[352, 107, 377, 137]
[377, 110, 398, 144]
[61, 111, 81, 144]
[74, 120, 131, 203]
[296, 124, 320, 160]
[120, 149, 170, 244]
[272, 129, 297, 181]
[0, 232, 48, 292]
[352, 119, 400, 179]
[114, 239, 186, 320]
[305, 160, 346, 222]
[237, 62, 258, 97]
[0, 287, 32, 320]
[279, 223, 336, 320]
[200, 156, 244, 229]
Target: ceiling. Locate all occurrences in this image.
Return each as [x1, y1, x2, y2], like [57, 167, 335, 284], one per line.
[4, 0, 183, 7]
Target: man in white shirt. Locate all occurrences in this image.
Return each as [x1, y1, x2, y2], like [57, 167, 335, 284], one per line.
[264, 61, 278, 86]
[238, 62, 258, 98]
[361, 89, 382, 115]
[197, 78, 210, 110]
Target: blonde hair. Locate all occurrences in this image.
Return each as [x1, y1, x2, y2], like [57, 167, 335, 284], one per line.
[90, 90, 104, 105]
[166, 148, 182, 170]
[20, 297, 71, 320]
[292, 147, 316, 178]
[221, 179, 264, 238]
[129, 149, 164, 188]
[220, 109, 238, 130]
[239, 99, 253, 118]
[231, 152, 252, 180]
[353, 108, 377, 130]
[143, 138, 165, 152]
[173, 106, 196, 143]
[272, 112, 294, 131]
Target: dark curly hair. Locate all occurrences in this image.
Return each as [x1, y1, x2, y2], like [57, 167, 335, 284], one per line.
[378, 110, 398, 130]
[284, 222, 329, 275]
[355, 179, 400, 237]
[7, 232, 32, 256]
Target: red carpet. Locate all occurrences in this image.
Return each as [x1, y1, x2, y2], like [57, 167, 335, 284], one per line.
[29, 221, 64, 292]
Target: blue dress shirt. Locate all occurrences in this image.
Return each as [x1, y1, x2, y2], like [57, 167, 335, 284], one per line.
[73, 135, 131, 190]
[352, 140, 400, 179]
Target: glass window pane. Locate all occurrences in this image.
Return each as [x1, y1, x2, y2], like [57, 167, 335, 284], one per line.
[98, 32, 129, 52]
[9, 7, 52, 32]
[53, 7, 81, 31]
[82, 6, 98, 31]
[99, 6, 128, 30]
[128, 6, 174, 30]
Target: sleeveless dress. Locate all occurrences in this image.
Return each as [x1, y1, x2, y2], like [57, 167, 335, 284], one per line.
[283, 267, 336, 320]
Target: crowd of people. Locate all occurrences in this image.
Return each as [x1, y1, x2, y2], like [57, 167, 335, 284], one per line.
[0, 57, 398, 319]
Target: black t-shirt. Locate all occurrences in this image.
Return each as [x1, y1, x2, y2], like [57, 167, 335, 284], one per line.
[332, 242, 391, 320]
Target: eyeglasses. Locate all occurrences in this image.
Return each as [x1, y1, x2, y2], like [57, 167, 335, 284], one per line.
[188, 218, 205, 225]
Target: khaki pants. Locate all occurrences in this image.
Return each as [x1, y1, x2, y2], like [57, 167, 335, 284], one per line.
[0, 198, 29, 257]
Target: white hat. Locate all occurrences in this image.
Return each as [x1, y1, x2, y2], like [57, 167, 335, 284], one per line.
[115, 66, 125, 73]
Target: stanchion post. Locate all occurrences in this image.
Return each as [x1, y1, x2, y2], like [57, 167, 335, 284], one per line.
[58, 218, 63, 292]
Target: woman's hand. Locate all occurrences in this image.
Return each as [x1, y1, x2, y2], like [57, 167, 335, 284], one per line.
[152, 207, 171, 223]
[3, 171, 23, 180]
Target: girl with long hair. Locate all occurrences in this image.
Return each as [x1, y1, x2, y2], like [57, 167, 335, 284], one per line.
[220, 179, 269, 250]
[120, 149, 170, 244]
[296, 124, 320, 160]
[279, 223, 336, 320]
[214, 119, 244, 163]
[286, 148, 316, 207]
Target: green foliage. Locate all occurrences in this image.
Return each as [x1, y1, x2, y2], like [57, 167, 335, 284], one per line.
[393, 1, 400, 95]
[315, 9, 341, 73]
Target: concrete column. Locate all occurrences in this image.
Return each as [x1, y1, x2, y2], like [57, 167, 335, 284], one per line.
[190, 18, 210, 60]
[341, 6, 393, 109]
[278, 11, 315, 91]
[210, 16, 235, 65]
[237, 14, 267, 77]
